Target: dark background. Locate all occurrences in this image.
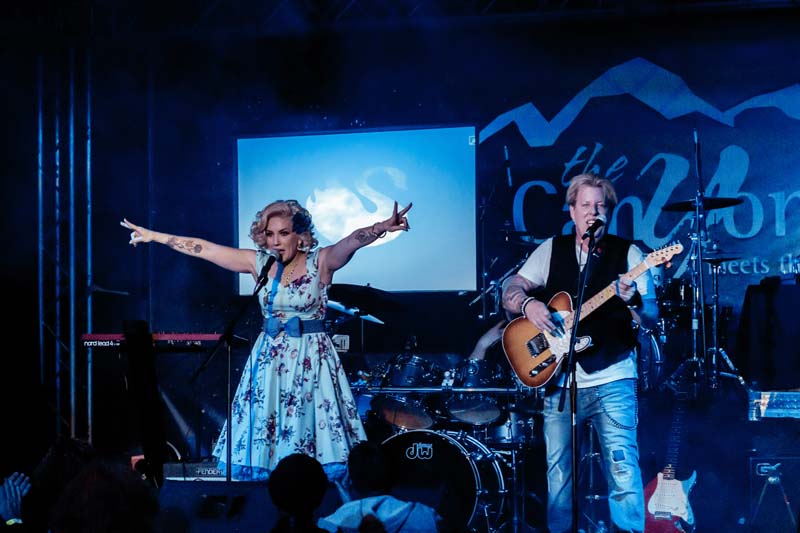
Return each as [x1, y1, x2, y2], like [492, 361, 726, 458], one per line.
[2, 2, 800, 530]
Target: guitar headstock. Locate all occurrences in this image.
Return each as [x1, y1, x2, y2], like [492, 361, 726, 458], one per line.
[646, 242, 684, 268]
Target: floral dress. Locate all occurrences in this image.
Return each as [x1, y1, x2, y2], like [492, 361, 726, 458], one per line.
[212, 248, 367, 480]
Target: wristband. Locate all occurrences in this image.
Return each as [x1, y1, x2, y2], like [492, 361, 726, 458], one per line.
[6, 518, 23, 526]
[520, 296, 538, 318]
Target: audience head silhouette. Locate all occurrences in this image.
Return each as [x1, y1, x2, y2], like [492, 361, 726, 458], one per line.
[268, 453, 329, 532]
[347, 440, 390, 497]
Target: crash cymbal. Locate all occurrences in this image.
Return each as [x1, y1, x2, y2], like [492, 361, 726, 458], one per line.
[328, 284, 405, 312]
[663, 197, 743, 212]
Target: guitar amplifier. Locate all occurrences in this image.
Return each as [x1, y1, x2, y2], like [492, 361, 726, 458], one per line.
[748, 456, 800, 532]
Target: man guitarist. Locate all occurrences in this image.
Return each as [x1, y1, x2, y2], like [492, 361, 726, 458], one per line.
[501, 173, 659, 533]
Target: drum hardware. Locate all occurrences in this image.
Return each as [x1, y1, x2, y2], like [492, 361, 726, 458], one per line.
[484, 409, 538, 448]
[578, 420, 609, 533]
[703, 253, 747, 389]
[328, 283, 401, 355]
[662, 229, 707, 398]
[493, 444, 539, 533]
[470, 251, 531, 320]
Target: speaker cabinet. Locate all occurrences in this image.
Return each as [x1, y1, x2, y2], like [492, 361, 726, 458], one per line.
[157, 481, 275, 533]
[157, 479, 343, 532]
[748, 456, 800, 532]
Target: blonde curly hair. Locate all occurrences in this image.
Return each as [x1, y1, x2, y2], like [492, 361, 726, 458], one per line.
[249, 199, 318, 252]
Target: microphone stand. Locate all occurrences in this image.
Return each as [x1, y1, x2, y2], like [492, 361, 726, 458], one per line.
[557, 230, 599, 533]
[189, 269, 271, 483]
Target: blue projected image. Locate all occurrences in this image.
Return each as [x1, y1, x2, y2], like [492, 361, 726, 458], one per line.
[236, 126, 477, 293]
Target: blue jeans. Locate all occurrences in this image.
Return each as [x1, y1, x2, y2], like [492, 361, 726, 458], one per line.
[543, 378, 644, 533]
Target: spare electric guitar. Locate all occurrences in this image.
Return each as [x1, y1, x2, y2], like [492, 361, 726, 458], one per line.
[644, 389, 696, 532]
[502, 243, 683, 388]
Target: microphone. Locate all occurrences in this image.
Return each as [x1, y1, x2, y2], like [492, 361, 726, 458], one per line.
[254, 249, 280, 293]
[504, 145, 512, 187]
[581, 214, 607, 240]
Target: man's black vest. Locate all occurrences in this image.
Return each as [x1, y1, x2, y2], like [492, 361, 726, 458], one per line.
[540, 234, 637, 374]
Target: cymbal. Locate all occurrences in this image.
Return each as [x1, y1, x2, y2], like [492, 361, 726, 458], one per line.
[663, 197, 743, 212]
[328, 284, 405, 312]
[702, 254, 741, 265]
[702, 247, 742, 264]
[327, 300, 384, 324]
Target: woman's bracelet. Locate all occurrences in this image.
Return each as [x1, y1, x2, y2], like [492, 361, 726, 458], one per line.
[369, 223, 387, 239]
[520, 296, 538, 318]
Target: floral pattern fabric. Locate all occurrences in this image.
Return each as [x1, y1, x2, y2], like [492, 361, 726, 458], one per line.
[212, 249, 366, 480]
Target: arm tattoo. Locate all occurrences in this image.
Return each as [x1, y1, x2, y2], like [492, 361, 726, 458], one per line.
[167, 236, 203, 254]
[354, 229, 372, 244]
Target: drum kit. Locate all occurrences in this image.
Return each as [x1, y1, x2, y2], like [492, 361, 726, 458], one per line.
[329, 285, 540, 531]
[351, 354, 541, 532]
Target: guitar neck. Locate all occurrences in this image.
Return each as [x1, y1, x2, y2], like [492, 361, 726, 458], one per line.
[663, 391, 689, 478]
[564, 259, 652, 329]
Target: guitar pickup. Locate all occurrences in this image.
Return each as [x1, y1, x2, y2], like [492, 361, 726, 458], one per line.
[529, 354, 556, 377]
[526, 334, 549, 357]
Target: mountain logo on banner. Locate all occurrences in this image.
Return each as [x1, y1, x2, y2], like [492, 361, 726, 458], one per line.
[479, 57, 800, 146]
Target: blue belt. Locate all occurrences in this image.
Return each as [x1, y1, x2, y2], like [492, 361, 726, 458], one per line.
[264, 317, 326, 338]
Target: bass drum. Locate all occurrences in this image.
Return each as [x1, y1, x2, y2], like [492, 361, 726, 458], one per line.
[381, 429, 506, 532]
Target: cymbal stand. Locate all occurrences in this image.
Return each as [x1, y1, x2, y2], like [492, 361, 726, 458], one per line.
[706, 261, 747, 389]
[666, 130, 709, 397]
[665, 230, 706, 397]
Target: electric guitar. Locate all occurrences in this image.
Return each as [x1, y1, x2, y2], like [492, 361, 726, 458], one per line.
[644, 389, 696, 532]
[501, 243, 683, 388]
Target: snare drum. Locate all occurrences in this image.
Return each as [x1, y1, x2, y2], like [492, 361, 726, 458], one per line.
[445, 359, 505, 426]
[381, 429, 506, 531]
